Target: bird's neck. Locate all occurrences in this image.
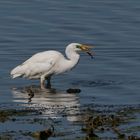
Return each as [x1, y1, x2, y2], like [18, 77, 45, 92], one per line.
[65, 48, 80, 70]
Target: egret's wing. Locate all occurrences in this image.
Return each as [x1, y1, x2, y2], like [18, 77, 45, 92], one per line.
[11, 58, 56, 79]
[23, 51, 56, 64]
[11, 51, 61, 78]
[24, 59, 55, 78]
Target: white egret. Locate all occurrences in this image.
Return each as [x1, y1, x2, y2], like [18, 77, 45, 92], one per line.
[11, 43, 94, 89]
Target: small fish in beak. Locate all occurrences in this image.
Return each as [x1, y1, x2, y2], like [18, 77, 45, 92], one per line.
[80, 45, 95, 59]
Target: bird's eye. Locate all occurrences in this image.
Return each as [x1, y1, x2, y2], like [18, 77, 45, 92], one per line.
[76, 45, 81, 49]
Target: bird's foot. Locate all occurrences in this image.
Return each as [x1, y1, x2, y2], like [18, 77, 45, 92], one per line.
[40, 84, 51, 90]
[40, 84, 46, 90]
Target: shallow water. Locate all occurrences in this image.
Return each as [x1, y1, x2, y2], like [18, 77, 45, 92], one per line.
[0, 0, 140, 139]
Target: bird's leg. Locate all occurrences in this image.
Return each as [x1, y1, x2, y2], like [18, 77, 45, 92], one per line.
[40, 76, 46, 89]
[46, 76, 51, 89]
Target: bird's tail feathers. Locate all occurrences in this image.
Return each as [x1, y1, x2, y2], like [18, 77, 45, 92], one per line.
[11, 64, 26, 79]
[11, 73, 22, 79]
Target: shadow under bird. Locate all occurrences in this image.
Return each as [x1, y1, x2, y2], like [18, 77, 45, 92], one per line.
[10, 43, 94, 89]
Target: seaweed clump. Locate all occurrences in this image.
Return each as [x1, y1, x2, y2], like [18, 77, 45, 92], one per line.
[81, 106, 140, 140]
[32, 125, 54, 140]
[0, 109, 39, 122]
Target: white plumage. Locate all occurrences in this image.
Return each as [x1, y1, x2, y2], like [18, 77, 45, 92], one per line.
[11, 43, 94, 89]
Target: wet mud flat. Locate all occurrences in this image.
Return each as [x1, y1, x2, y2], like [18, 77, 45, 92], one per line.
[0, 103, 140, 140]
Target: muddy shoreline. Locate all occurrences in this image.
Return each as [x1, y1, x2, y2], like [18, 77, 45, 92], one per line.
[0, 103, 140, 140]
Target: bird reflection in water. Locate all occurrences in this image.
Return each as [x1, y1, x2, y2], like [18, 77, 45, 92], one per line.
[22, 86, 57, 103]
[12, 85, 81, 122]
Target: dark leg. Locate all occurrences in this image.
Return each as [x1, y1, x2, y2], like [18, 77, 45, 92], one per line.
[47, 76, 51, 88]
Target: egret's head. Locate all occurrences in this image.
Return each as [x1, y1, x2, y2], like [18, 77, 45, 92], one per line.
[70, 43, 95, 59]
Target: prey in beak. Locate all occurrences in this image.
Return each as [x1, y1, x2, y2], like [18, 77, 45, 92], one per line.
[80, 44, 95, 59]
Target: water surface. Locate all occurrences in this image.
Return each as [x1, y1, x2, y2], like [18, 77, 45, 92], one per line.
[0, 0, 140, 139]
